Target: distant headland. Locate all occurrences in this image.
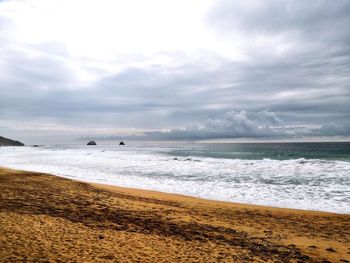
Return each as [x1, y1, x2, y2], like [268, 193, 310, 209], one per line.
[0, 136, 25, 146]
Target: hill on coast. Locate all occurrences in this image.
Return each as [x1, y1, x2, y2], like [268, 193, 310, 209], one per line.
[0, 136, 25, 146]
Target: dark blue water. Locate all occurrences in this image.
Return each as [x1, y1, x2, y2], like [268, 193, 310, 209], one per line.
[167, 142, 350, 160]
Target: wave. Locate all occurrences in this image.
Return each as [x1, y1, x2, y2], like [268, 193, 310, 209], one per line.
[0, 145, 349, 214]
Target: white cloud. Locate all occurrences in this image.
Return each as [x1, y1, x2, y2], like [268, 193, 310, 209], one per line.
[0, 0, 215, 57]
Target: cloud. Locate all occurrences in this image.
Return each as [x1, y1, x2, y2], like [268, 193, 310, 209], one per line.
[207, 0, 350, 44]
[0, 0, 349, 143]
[83, 108, 350, 141]
[311, 123, 350, 137]
[1, 48, 350, 141]
[96, 110, 288, 141]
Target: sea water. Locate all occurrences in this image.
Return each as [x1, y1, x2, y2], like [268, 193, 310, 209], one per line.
[0, 142, 349, 214]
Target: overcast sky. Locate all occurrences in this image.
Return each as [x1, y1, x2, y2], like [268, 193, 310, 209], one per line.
[0, 0, 349, 144]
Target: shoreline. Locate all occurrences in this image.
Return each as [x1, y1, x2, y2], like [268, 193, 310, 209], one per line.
[2, 164, 347, 215]
[1, 142, 349, 215]
[1, 164, 345, 215]
[1, 167, 349, 262]
[92, 181, 343, 216]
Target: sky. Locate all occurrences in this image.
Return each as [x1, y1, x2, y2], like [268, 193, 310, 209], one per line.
[0, 0, 349, 144]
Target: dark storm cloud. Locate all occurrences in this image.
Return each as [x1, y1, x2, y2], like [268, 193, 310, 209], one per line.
[141, 110, 286, 140]
[1, 0, 350, 142]
[208, 0, 350, 44]
[1, 48, 350, 139]
[310, 123, 350, 137]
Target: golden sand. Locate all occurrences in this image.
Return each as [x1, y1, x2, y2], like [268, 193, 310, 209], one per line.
[0, 167, 349, 262]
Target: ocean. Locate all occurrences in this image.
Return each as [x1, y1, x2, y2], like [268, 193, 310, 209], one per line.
[0, 142, 349, 214]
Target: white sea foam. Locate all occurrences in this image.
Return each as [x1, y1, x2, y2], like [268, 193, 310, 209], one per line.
[0, 145, 349, 214]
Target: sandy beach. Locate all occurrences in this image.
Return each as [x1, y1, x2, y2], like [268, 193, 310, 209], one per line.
[0, 167, 349, 262]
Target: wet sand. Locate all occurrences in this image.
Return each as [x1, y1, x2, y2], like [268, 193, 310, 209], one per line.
[0, 167, 349, 262]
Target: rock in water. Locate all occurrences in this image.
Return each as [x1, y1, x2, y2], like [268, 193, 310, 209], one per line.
[119, 141, 125, 145]
[87, 141, 97, 145]
[0, 136, 25, 146]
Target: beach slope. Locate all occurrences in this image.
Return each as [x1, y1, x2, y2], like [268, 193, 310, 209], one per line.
[0, 167, 349, 262]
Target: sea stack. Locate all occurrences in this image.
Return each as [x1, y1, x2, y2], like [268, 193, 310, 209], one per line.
[87, 141, 97, 145]
[119, 141, 125, 145]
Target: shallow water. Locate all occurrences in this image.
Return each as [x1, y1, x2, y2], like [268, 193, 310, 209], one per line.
[1, 142, 349, 213]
